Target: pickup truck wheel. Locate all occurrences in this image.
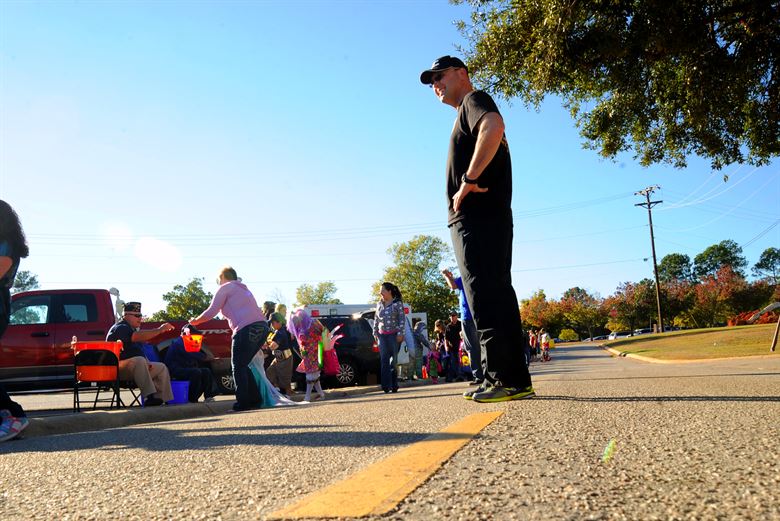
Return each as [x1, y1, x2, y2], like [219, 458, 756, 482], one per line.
[217, 374, 236, 394]
[335, 359, 358, 387]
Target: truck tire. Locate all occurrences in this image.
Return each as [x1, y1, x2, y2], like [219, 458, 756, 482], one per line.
[335, 358, 359, 387]
[217, 374, 236, 394]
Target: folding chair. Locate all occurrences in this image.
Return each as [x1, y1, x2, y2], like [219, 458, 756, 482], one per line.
[72, 340, 124, 412]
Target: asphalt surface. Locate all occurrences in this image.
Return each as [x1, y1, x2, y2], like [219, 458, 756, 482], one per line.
[2, 343, 779, 520]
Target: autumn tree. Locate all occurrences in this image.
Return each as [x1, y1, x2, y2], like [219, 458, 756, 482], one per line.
[693, 240, 749, 279]
[686, 266, 748, 327]
[295, 281, 342, 307]
[604, 280, 656, 332]
[454, 0, 779, 169]
[559, 287, 607, 340]
[151, 278, 213, 321]
[520, 290, 565, 336]
[372, 235, 457, 322]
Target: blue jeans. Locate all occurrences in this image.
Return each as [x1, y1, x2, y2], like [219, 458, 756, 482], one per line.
[232, 321, 269, 408]
[462, 318, 483, 380]
[378, 333, 399, 391]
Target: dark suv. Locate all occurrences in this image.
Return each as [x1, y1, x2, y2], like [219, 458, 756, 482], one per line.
[291, 316, 379, 388]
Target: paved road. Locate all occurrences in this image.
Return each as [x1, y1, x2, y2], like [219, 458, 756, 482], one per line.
[2, 344, 778, 520]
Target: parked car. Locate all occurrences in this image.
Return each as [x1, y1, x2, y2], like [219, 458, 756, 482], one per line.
[634, 328, 654, 335]
[607, 331, 632, 340]
[289, 315, 379, 389]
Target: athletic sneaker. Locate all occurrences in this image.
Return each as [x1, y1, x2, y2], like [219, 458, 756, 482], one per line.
[472, 385, 535, 403]
[463, 384, 488, 400]
[0, 415, 29, 442]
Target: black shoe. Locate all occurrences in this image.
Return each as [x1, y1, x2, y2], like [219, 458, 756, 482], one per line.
[391, 387, 399, 393]
[230, 402, 256, 412]
[383, 388, 390, 394]
[144, 396, 164, 407]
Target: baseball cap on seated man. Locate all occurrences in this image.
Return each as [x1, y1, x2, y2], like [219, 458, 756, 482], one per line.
[420, 55, 468, 84]
[123, 302, 142, 314]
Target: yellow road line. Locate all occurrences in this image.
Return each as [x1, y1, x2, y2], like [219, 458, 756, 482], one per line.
[267, 411, 503, 519]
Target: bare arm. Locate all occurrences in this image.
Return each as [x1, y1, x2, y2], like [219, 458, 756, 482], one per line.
[0, 257, 13, 280]
[465, 112, 505, 181]
[440, 269, 458, 290]
[132, 323, 175, 343]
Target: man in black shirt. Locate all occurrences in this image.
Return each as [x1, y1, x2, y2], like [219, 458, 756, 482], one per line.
[106, 301, 176, 406]
[421, 56, 535, 403]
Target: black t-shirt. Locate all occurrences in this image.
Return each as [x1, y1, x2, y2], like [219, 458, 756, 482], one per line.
[106, 320, 145, 360]
[445, 320, 462, 353]
[272, 328, 291, 350]
[446, 90, 512, 225]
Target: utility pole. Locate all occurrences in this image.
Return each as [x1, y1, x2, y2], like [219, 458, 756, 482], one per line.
[635, 186, 664, 334]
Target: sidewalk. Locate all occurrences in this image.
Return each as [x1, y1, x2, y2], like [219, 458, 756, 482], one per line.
[10, 379, 431, 440]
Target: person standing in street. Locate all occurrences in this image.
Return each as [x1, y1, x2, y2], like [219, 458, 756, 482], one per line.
[444, 311, 462, 382]
[372, 282, 406, 394]
[0, 201, 30, 441]
[191, 266, 269, 412]
[264, 312, 294, 396]
[420, 55, 534, 402]
[441, 268, 483, 385]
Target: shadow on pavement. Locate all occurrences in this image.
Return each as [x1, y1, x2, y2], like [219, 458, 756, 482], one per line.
[0, 424, 470, 455]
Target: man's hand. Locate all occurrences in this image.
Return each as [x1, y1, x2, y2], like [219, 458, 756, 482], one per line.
[452, 181, 488, 212]
[158, 322, 175, 333]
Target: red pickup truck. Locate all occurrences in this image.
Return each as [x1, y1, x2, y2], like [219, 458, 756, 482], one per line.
[0, 289, 236, 392]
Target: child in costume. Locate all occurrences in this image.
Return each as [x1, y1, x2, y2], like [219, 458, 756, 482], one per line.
[287, 308, 326, 402]
[426, 345, 442, 383]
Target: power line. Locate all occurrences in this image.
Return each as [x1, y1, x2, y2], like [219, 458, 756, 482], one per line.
[741, 219, 780, 248]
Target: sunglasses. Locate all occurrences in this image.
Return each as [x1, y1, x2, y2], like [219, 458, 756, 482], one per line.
[428, 68, 453, 87]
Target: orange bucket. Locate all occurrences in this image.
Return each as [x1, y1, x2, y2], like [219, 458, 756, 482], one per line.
[73, 341, 122, 358]
[77, 366, 117, 382]
[182, 334, 203, 352]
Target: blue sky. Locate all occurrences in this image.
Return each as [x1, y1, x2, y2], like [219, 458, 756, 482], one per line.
[1, 0, 778, 315]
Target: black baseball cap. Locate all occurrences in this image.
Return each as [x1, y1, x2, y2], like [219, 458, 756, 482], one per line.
[420, 55, 468, 84]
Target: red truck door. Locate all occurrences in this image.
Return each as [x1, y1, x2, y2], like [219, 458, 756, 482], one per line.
[0, 293, 58, 386]
[52, 292, 112, 378]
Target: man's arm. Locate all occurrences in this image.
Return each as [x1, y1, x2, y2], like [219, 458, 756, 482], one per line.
[132, 323, 175, 343]
[451, 112, 504, 212]
[464, 112, 505, 182]
[440, 269, 458, 290]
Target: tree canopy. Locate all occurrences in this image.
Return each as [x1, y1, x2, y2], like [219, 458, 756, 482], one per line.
[372, 235, 458, 322]
[294, 282, 342, 307]
[752, 246, 780, 283]
[150, 278, 213, 321]
[455, 0, 780, 169]
[658, 253, 694, 283]
[11, 270, 39, 294]
[693, 239, 748, 278]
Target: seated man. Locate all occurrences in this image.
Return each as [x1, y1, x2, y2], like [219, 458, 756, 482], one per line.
[164, 325, 218, 403]
[106, 301, 174, 406]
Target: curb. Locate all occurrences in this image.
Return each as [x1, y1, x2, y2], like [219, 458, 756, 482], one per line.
[600, 344, 780, 364]
[20, 379, 431, 440]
